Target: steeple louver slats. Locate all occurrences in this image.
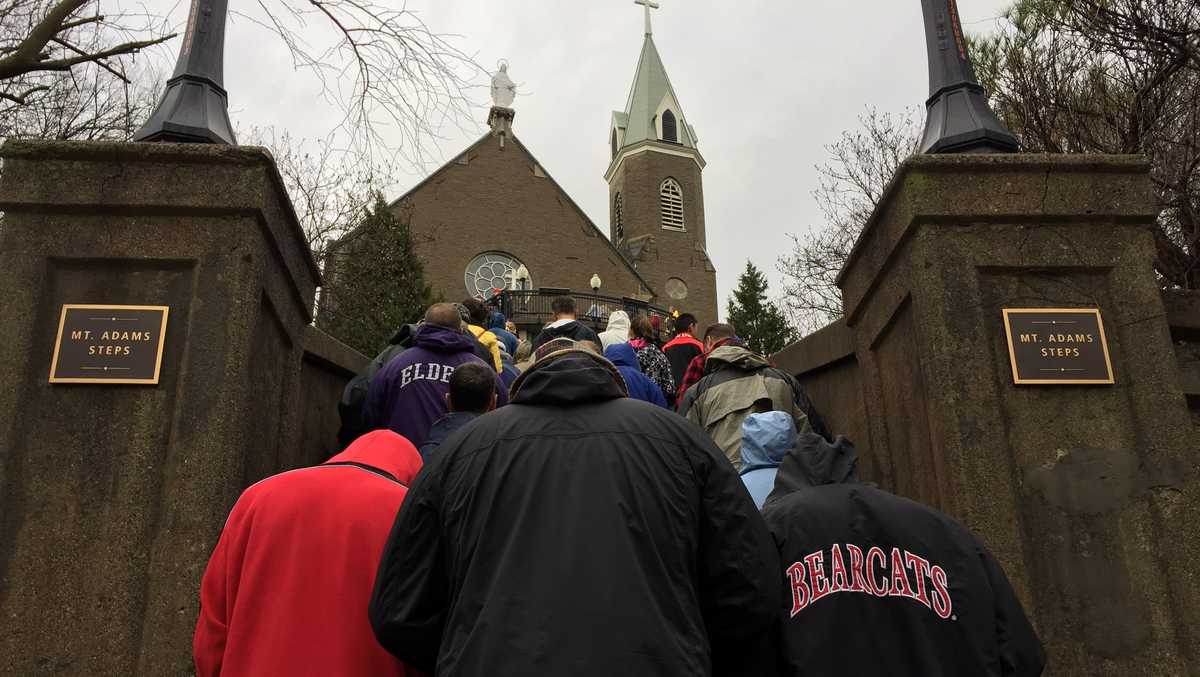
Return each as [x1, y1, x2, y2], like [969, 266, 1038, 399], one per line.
[660, 178, 684, 230]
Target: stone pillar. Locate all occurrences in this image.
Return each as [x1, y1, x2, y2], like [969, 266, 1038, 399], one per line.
[838, 154, 1199, 673]
[0, 140, 321, 674]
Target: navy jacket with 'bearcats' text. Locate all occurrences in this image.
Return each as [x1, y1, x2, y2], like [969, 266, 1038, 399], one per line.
[762, 434, 1045, 676]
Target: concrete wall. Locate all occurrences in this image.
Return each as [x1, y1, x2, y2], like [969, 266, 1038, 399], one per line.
[774, 154, 1200, 675]
[771, 320, 875, 481]
[778, 287, 1200, 489]
[298, 326, 369, 465]
[1164, 290, 1200, 431]
[0, 140, 358, 675]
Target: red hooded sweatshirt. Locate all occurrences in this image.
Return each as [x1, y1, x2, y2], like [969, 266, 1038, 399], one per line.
[194, 430, 424, 677]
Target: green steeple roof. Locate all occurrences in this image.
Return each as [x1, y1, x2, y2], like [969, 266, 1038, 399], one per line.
[613, 34, 697, 150]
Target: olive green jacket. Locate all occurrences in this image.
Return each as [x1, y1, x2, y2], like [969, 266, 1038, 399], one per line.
[677, 345, 823, 470]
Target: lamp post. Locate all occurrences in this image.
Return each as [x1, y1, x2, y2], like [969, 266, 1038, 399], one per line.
[134, 0, 236, 143]
[590, 274, 602, 294]
[918, 0, 1017, 154]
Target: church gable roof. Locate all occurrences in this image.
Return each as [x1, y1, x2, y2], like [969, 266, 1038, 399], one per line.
[388, 130, 656, 297]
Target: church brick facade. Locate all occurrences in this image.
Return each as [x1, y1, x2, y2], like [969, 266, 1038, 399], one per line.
[375, 21, 720, 330]
[391, 129, 652, 309]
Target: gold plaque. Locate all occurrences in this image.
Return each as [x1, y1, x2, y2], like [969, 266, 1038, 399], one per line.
[49, 305, 170, 385]
[1002, 308, 1114, 385]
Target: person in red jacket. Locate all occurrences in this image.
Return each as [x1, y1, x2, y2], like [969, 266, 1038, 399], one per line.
[662, 313, 704, 389]
[194, 430, 425, 677]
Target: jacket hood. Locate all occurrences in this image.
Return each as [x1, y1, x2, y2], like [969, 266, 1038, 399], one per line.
[414, 323, 476, 353]
[765, 433, 858, 506]
[388, 323, 420, 347]
[705, 344, 769, 372]
[741, 411, 796, 471]
[511, 350, 628, 406]
[326, 429, 423, 485]
[486, 311, 507, 332]
[603, 342, 640, 369]
[605, 310, 630, 334]
[540, 320, 589, 341]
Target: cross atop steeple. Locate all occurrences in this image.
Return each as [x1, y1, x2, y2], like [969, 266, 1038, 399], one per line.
[634, 0, 659, 36]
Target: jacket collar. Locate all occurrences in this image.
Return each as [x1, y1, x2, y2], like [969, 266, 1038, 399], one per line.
[511, 350, 628, 406]
[705, 344, 768, 373]
[664, 333, 703, 350]
[414, 323, 476, 353]
[326, 430, 423, 485]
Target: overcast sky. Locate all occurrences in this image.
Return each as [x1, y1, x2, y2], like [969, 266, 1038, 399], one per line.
[144, 0, 1012, 313]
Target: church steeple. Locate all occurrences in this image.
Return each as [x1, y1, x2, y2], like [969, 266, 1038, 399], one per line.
[605, 0, 717, 327]
[610, 32, 698, 153]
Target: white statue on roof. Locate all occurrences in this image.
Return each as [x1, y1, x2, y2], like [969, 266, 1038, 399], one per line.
[491, 62, 516, 108]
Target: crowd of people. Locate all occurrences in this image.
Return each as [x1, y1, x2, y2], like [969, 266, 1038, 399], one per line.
[194, 296, 1046, 676]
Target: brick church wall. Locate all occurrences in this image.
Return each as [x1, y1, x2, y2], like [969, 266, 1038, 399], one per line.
[392, 133, 650, 308]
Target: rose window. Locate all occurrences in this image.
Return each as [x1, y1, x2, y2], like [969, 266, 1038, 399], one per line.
[464, 252, 529, 299]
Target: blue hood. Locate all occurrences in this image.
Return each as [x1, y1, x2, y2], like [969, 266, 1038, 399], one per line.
[604, 342, 640, 369]
[741, 411, 796, 471]
[486, 311, 507, 332]
[414, 323, 476, 354]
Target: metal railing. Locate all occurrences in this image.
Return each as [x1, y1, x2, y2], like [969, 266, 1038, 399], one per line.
[486, 289, 672, 333]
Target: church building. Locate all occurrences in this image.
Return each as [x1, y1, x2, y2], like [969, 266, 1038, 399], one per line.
[387, 7, 718, 328]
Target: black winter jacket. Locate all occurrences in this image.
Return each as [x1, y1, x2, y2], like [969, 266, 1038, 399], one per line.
[369, 348, 780, 676]
[530, 319, 601, 350]
[763, 434, 1045, 676]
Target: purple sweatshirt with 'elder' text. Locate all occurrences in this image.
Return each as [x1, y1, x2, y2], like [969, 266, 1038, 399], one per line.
[364, 323, 507, 449]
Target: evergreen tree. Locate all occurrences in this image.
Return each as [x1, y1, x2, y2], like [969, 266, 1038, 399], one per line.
[726, 260, 797, 356]
[317, 193, 436, 355]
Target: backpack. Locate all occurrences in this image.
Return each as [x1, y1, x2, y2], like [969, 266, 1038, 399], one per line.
[336, 325, 419, 449]
[689, 363, 832, 442]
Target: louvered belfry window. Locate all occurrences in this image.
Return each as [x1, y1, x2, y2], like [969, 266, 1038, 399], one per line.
[659, 178, 685, 230]
[661, 109, 678, 143]
[614, 192, 625, 241]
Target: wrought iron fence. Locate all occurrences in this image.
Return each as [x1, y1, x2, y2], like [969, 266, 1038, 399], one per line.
[486, 289, 672, 333]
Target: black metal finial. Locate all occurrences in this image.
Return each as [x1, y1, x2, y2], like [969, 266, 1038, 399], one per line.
[919, 0, 1018, 154]
[134, 0, 236, 144]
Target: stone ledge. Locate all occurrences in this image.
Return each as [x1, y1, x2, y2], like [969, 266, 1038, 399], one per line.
[837, 153, 1157, 324]
[302, 325, 369, 377]
[772, 318, 855, 376]
[0, 139, 321, 284]
[1164, 289, 1200, 333]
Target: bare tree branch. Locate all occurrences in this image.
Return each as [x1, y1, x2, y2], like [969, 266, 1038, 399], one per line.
[0, 0, 172, 82]
[776, 108, 922, 333]
[780, 0, 1200, 332]
[240, 125, 396, 266]
[0, 82, 46, 103]
[237, 0, 484, 164]
[2, 0, 484, 167]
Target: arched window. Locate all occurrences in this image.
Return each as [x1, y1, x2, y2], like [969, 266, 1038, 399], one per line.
[661, 109, 678, 143]
[613, 192, 625, 242]
[659, 178, 685, 230]
[611, 128, 618, 158]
